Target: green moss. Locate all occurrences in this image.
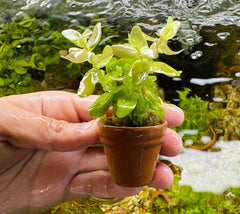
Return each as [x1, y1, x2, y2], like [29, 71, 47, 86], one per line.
[148, 176, 240, 214]
[41, 198, 104, 214]
[43, 176, 240, 214]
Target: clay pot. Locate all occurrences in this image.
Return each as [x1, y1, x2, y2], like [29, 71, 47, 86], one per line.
[97, 119, 168, 187]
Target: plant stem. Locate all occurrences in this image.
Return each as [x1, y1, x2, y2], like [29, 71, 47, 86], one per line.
[142, 86, 163, 110]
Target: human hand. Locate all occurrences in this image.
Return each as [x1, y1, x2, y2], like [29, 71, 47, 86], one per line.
[0, 91, 184, 214]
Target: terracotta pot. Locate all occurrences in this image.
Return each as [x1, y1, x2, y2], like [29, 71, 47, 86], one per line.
[97, 119, 168, 187]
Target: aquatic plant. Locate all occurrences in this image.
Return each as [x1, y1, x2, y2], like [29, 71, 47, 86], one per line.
[43, 175, 240, 214]
[212, 84, 240, 140]
[149, 175, 240, 214]
[61, 17, 182, 126]
[175, 88, 222, 148]
[0, 12, 84, 96]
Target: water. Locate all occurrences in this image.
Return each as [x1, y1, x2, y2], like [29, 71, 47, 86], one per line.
[2, 0, 240, 28]
[1, 0, 240, 212]
[1, 0, 239, 99]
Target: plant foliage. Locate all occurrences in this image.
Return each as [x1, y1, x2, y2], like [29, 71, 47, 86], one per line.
[0, 12, 85, 96]
[149, 175, 240, 214]
[175, 88, 222, 145]
[61, 17, 182, 126]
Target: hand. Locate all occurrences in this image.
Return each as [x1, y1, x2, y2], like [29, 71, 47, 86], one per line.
[0, 91, 184, 214]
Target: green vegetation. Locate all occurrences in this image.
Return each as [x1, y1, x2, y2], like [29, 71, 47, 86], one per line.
[174, 88, 222, 147]
[43, 175, 240, 214]
[43, 198, 104, 214]
[149, 175, 240, 214]
[61, 17, 182, 126]
[0, 12, 85, 96]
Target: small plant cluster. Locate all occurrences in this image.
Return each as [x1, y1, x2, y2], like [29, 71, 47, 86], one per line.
[175, 88, 222, 146]
[45, 175, 240, 214]
[61, 17, 182, 126]
[0, 12, 84, 96]
[149, 175, 240, 214]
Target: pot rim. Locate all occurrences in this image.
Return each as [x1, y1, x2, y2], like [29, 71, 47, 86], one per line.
[97, 117, 168, 130]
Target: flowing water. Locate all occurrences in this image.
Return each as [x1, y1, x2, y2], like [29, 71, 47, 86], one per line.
[1, 0, 240, 212]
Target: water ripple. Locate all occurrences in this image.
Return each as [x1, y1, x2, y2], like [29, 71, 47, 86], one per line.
[2, 0, 239, 28]
[1, 0, 240, 44]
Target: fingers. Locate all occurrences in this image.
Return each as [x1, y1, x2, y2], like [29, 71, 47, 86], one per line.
[40, 92, 99, 122]
[66, 163, 174, 201]
[0, 103, 99, 151]
[164, 103, 184, 127]
[160, 128, 183, 157]
[161, 104, 183, 157]
[66, 170, 142, 201]
[30, 148, 109, 211]
[149, 162, 174, 189]
[1, 91, 99, 122]
[79, 147, 108, 172]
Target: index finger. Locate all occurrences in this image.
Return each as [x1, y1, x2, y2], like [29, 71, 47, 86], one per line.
[164, 104, 184, 127]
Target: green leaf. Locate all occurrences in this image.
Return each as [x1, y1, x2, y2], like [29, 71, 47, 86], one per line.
[61, 29, 87, 48]
[157, 16, 181, 40]
[140, 46, 157, 59]
[106, 58, 134, 74]
[77, 68, 100, 97]
[131, 59, 150, 86]
[89, 92, 113, 118]
[111, 44, 138, 58]
[142, 86, 164, 118]
[82, 28, 92, 38]
[129, 25, 148, 49]
[60, 48, 90, 64]
[150, 61, 182, 77]
[92, 45, 113, 68]
[116, 92, 137, 118]
[0, 78, 4, 86]
[142, 32, 157, 42]
[29, 54, 46, 71]
[104, 58, 134, 83]
[13, 58, 29, 67]
[153, 17, 182, 56]
[15, 66, 28, 74]
[129, 92, 150, 126]
[87, 22, 101, 50]
[158, 38, 183, 55]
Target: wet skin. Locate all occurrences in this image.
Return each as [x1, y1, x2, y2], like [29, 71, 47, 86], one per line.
[0, 91, 184, 214]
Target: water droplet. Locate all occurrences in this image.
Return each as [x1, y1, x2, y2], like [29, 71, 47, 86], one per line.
[199, 5, 211, 14]
[217, 32, 230, 40]
[204, 42, 217, 47]
[178, 29, 202, 46]
[185, 36, 195, 44]
[190, 50, 203, 60]
[70, 2, 78, 8]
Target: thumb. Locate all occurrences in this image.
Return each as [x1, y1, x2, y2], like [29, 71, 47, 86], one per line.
[0, 103, 99, 151]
